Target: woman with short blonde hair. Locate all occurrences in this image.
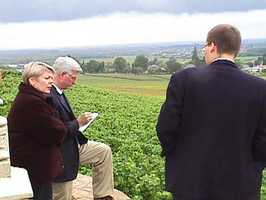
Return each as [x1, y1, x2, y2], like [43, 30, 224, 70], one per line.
[8, 61, 67, 200]
[22, 61, 55, 84]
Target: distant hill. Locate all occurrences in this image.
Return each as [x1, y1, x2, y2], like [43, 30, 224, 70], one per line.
[0, 39, 265, 64]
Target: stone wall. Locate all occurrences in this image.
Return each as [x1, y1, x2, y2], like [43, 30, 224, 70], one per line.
[0, 116, 11, 178]
[0, 115, 33, 199]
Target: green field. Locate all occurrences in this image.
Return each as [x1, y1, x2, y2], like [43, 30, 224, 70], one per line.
[2, 71, 266, 200]
[78, 73, 170, 96]
[237, 55, 258, 63]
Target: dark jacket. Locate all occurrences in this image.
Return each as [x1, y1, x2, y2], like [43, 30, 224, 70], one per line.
[8, 83, 67, 183]
[50, 86, 88, 182]
[156, 60, 266, 200]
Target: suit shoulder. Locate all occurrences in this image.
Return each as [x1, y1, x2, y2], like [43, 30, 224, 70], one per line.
[172, 67, 198, 78]
[239, 70, 266, 86]
[171, 66, 205, 81]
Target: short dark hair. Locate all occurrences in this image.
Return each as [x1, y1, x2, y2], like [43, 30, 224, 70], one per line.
[207, 24, 241, 57]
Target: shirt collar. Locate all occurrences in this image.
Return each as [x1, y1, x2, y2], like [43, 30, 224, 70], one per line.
[213, 57, 235, 63]
[52, 84, 63, 95]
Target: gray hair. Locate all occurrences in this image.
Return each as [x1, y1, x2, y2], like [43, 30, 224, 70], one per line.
[22, 61, 55, 84]
[53, 56, 83, 74]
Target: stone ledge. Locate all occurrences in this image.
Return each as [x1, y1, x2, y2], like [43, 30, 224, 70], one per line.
[0, 125, 7, 136]
[0, 159, 10, 178]
[0, 167, 33, 200]
[0, 150, 9, 161]
[0, 116, 7, 127]
[0, 135, 8, 149]
[72, 174, 130, 200]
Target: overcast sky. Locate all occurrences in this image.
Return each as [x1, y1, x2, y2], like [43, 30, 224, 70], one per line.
[1, 0, 266, 22]
[0, 0, 266, 50]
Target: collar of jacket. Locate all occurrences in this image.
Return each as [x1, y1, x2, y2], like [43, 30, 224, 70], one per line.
[18, 82, 53, 103]
[52, 83, 63, 95]
[211, 59, 239, 69]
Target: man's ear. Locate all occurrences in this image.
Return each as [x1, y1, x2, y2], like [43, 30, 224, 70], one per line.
[209, 42, 217, 54]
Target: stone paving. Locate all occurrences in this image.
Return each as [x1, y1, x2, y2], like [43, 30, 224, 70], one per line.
[72, 174, 131, 200]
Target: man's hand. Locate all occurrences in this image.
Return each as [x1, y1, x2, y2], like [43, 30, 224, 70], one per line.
[77, 112, 92, 127]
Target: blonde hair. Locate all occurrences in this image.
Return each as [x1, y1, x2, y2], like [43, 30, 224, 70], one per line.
[22, 61, 55, 84]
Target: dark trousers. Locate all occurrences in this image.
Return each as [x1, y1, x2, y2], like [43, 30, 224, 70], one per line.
[28, 173, 52, 200]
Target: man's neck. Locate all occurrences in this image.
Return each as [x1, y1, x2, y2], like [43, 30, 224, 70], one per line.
[53, 79, 63, 90]
[52, 83, 63, 94]
[213, 53, 235, 63]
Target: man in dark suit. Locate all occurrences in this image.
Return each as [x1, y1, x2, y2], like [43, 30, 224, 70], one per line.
[156, 24, 266, 200]
[51, 56, 114, 200]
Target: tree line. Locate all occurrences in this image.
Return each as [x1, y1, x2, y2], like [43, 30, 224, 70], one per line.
[254, 53, 266, 66]
[80, 46, 204, 74]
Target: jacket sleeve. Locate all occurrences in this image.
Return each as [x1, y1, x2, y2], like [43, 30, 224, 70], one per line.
[25, 100, 67, 146]
[156, 70, 187, 156]
[65, 119, 80, 136]
[253, 86, 266, 162]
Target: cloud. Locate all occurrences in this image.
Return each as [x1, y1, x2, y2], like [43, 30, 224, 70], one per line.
[1, 0, 266, 22]
[0, 10, 266, 50]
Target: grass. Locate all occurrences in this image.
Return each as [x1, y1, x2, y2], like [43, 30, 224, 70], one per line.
[237, 55, 258, 63]
[78, 73, 170, 96]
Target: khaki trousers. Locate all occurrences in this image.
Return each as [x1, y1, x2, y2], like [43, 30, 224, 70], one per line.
[52, 141, 114, 200]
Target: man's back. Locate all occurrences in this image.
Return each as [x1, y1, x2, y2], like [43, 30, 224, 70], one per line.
[157, 60, 266, 200]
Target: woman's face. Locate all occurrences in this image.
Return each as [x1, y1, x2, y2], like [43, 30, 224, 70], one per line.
[29, 69, 54, 93]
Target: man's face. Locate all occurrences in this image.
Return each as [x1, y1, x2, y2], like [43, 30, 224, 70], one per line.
[60, 70, 79, 90]
[204, 43, 211, 65]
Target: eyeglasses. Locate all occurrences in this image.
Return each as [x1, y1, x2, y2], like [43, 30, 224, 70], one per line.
[203, 42, 211, 48]
[66, 73, 77, 81]
[202, 42, 212, 52]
